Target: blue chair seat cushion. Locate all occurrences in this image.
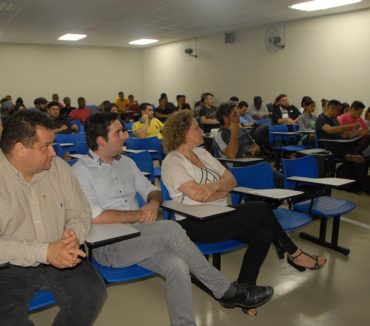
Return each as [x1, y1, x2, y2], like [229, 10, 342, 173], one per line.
[29, 290, 56, 312]
[195, 239, 245, 255]
[273, 208, 312, 232]
[293, 196, 355, 217]
[92, 258, 155, 283]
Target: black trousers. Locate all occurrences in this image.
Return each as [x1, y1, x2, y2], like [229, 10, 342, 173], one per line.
[178, 201, 297, 285]
[0, 260, 107, 326]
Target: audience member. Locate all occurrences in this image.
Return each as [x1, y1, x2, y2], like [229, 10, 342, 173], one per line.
[52, 93, 64, 108]
[34, 97, 48, 114]
[271, 94, 300, 125]
[72, 112, 273, 325]
[338, 101, 369, 137]
[198, 92, 220, 133]
[115, 91, 129, 113]
[159, 93, 176, 111]
[237, 101, 256, 127]
[126, 94, 139, 118]
[161, 110, 325, 318]
[365, 107, 370, 128]
[297, 98, 317, 146]
[229, 96, 239, 106]
[0, 110, 106, 325]
[69, 97, 91, 123]
[316, 99, 370, 192]
[299, 96, 312, 114]
[249, 96, 269, 120]
[340, 102, 350, 115]
[175, 94, 191, 111]
[47, 101, 78, 134]
[155, 97, 175, 123]
[61, 96, 76, 117]
[133, 103, 164, 139]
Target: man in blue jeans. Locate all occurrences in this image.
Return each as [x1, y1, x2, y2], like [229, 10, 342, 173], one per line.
[73, 112, 274, 326]
[0, 111, 106, 325]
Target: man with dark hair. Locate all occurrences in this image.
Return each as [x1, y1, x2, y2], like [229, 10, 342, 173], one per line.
[115, 91, 129, 113]
[73, 112, 273, 326]
[33, 97, 48, 113]
[60, 96, 76, 117]
[132, 103, 164, 139]
[249, 96, 269, 120]
[175, 94, 191, 111]
[271, 94, 300, 125]
[338, 100, 369, 137]
[229, 96, 239, 106]
[198, 92, 220, 133]
[316, 99, 370, 193]
[237, 101, 256, 127]
[0, 110, 106, 325]
[214, 103, 259, 159]
[69, 96, 91, 123]
[47, 101, 78, 134]
[155, 97, 175, 122]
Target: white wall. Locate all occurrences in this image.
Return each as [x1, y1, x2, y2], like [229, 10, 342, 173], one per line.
[1, 8, 370, 112]
[142, 8, 370, 111]
[0, 44, 142, 107]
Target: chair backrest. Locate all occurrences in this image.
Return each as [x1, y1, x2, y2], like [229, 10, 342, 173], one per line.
[125, 151, 155, 183]
[75, 141, 89, 154]
[282, 155, 319, 189]
[125, 136, 163, 161]
[229, 162, 275, 189]
[54, 132, 86, 145]
[268, 124, 289, 144]
[160, 180, 173, 220]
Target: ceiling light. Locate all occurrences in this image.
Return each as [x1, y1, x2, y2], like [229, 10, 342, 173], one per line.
[58, 33, 87, 41]
[290, 0, 362, 12]
[128, 39, 158, 45]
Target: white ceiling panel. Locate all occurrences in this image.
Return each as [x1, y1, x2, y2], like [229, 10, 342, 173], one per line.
[0, 0, 369, 47]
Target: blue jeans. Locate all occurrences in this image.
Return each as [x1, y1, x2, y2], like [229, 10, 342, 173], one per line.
[0, 260, 106, 326]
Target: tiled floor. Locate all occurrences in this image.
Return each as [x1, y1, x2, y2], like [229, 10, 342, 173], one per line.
[30, 190, 370, 325]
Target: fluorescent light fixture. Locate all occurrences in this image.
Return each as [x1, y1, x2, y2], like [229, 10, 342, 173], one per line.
[128, 38, 158, 45]
[290, 0, 362, 11]
[58, 33, 87, 41]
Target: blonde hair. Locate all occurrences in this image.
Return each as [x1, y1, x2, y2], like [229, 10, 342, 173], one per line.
[163, 109, 193, 152]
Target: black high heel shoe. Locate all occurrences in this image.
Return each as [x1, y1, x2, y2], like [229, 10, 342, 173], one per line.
[287, 250, 323, 272]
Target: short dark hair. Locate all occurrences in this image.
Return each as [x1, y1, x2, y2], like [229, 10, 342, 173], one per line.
[301, 96, 312, 107]
[0, 110, 53, 154]
[201, 92, 214, 102]
[47, 101, 60, 109]
[139, 102, 152, 114]
[327, 99, 342, 110]
[229, 96, 239, 102]
[276, 94, 287, 102]
[351, 100, 365, 110]
[302, 99, 315, 107]
[84, 112, 119, 151]
[216, 102, 235, 125]
[237, 101, 248, 108]
[176, 94, 185, 100]
[253, 96, 262, 103]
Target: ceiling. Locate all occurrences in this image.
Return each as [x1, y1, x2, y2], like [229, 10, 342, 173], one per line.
[1, 0, 370, 48]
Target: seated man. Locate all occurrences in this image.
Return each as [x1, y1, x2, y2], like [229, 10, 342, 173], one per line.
[0, 110, 106, 325]
[214, 103, 260, 159]
[214, 103, 283, 187]
[155, 97, 175, 123]
[47, 101, 78, 134]
[72, 112, 273, 326]
[271, 94, 301, 125]
[237, 101, 256, 127]
[338, 100, 369, 138]
[69, 97, 91, 123]
[133, 103, 164, 139]
[316, 99, 370, 193]
[249, 96, 270, 120]
[198, 92, 220, 133]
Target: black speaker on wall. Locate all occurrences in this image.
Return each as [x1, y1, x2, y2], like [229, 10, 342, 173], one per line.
[225, 32, 235, 44]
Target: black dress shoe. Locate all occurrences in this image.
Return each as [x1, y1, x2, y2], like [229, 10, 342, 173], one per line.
[219, 282, 274, 309]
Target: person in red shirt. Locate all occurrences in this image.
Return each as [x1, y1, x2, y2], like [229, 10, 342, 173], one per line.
[338, 101, 369, 137]
[69, 97, 91, 123]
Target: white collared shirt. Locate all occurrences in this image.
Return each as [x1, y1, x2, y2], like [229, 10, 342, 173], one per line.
[72, 150, 157, 219]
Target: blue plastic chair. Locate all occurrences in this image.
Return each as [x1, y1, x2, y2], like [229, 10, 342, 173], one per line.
[52, 143, 64, 158]
[29, 290, 56, 312]
[160, 180, 245, 270]
[125, 136, 163, 162]
[229, 162, 312, 233]
[268, 124, 305, 170]
[125, 151, 159, 183]
[282, 155, 355, 255]
[54, 133, 86, 153]
[75, 141, 88, 154]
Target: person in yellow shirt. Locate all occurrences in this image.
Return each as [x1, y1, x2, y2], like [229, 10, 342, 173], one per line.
[133, 103, 164, 139]
[115, 91, 129, 113]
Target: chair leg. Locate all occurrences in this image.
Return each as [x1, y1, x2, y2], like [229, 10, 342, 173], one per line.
[212, 254, 221, 270]
[299, 217, 350, 256]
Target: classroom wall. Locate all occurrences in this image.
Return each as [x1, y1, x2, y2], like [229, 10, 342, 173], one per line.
[1, 8, 370, 112]
[0, 44, 142, 107]
[142, 8, 370, 111]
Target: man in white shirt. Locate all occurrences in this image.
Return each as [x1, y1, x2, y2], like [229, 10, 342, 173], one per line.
[73, 112, 273, 326]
